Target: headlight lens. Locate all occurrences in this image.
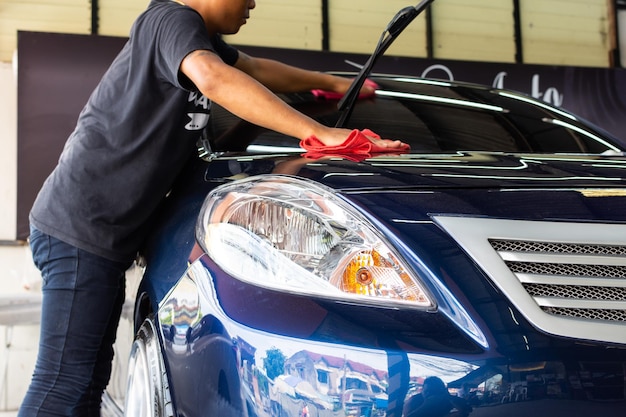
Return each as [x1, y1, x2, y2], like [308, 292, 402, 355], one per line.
[196, 175, 433, 308]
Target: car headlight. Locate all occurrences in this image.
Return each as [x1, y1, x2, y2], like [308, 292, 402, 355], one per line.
[196, 175, 434, 309]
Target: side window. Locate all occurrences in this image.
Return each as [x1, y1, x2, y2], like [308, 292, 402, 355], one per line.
[208, 90, 619, 154]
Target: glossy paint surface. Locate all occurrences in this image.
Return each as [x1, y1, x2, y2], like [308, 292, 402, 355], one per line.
[136, 76, 626, 417]
[156, 256, 625, 417]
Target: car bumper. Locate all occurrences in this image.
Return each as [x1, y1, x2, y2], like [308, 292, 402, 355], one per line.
[155, 256, 626, 417]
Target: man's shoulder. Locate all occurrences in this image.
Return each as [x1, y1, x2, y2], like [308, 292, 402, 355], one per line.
[137, 0, 199, 25]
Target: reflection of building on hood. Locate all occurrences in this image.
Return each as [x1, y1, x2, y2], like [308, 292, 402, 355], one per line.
[271, 375, 334, 409]
[284, 350, 387, 397]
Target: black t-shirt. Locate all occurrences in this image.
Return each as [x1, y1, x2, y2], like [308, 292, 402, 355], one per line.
[29, 0, 239, 262]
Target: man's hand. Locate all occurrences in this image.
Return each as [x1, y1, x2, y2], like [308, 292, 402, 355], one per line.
[330, 77, 377, 97]
[235, 52, 377, 98]
[312, 126, 408, 149]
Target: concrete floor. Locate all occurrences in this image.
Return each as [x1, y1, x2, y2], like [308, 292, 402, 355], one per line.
[0, 244, 41, 413]
[0, 244, 139, 415]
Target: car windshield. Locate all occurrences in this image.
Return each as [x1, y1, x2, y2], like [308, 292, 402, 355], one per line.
[208, 76, 623, 155]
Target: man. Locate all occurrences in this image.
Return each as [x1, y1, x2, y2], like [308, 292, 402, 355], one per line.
[19, 0, 408, 416]
[403, 377, 472, 417]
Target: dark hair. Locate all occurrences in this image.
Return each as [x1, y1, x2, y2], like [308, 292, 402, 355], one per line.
[422, 376, 448, 398]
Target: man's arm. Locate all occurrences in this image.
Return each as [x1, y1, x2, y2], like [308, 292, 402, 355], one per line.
[233, 51, 368, 95]
[180, 49, 403, 148]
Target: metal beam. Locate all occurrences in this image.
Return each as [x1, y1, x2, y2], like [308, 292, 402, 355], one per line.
[426, 6, 434, 58]
[91, 0, 99, 35]
[321, 0, 329, 51]
[513, 0, 523, 63]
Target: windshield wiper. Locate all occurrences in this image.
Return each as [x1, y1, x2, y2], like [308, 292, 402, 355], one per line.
[335, 0, 436, 128]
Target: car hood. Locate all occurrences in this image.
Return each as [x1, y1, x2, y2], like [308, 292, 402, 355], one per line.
[201, 151, 626, 227]
[297, 152, 626, 191]
[209, 151, 626, 191]
[197, 150, 626, 349]
[287, 152, 626, 349]
[292, 152, 626, 225]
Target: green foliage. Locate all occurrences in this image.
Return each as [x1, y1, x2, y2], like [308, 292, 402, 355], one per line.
[263, 347, 286, 381]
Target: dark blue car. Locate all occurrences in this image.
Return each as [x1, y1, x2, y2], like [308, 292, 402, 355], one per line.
[102, 71, 626, 417]
[104, 4, 626, 417]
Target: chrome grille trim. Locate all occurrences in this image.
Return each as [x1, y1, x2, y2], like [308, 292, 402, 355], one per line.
[500, 252, 626, 267]
[490, 239, 626, 256]
[506, 260, 626, 277]
[434, 216, 626, 345]
[525, 283, 626, 302]
[534, 297, 626, 309]
[545, 307, 626, 321]
[516, 273, 626, 288]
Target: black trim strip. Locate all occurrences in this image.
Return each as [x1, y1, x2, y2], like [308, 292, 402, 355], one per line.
[613, 0, 623, 67]
[513, 0, 523, 63]
[426, 6, 434, 58]
[91, 0, 99, 35]
[321, 0, 330, 51]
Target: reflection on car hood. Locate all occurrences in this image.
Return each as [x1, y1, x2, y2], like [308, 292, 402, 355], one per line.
[206, 151, 626, 191]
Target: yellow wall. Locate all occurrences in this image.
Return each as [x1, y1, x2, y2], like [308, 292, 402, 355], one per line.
[224, 0, 323, 50]
[0, 0, 90, 61]
[521, 0, 613, 66]
[327, 0, 429, 57]
[0, 0, 618, 67]
[99, 0, 148, 37]
[432, 0, 516, 63]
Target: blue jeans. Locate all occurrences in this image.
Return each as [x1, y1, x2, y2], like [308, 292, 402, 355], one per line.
[18, 228, 132, 417]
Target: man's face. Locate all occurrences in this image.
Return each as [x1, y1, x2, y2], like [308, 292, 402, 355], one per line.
[204, 0, 256, 35]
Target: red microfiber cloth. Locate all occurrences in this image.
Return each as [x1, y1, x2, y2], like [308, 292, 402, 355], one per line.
[311, 79, 379, 100]
[300, 129, 410, 159]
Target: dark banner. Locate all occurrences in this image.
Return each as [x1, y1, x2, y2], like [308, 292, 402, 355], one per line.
[16, 31, 626, 240]
[240, 45, 626, 142]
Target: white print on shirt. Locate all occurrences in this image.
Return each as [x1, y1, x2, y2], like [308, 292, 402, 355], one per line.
[188, 91, 210, 109]
[185, 91, 211, 130]
[185, 113, 210, 130]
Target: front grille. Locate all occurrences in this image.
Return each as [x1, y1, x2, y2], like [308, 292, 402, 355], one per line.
[491, 239, 626, 324]
[524, 283, 626, 302]
[544, 307, 626, 322]
[434, 216, 626, 345]
[490, 239, 626, 257]
[506, 261, 626, 278]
